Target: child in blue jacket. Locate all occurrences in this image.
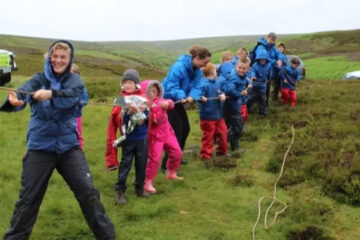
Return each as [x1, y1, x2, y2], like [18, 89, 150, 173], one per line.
[225, 59, 252, 151]
[248, 50, 271, 117]
[280, 57, 301, 107]
[198, 63, 228, 161]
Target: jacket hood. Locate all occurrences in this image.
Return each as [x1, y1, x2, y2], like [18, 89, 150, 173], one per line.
[47, 40, 74, 73]
[44, 40, 75, 85]
[140, 80, 163, 99]
[219, 62, 233, 77]
[256, 49, 269, 61]
[258, 37, 272, 48]
[177, 54, 194, 73]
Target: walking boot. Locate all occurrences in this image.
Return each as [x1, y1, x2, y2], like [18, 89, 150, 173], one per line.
[115, 190, 126, 205]
[166, 170, 184, 180]
[144, 178, 157, 194]
[134, 187, 149, 198]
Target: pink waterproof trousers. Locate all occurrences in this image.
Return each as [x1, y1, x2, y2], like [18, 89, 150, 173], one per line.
[145, 99, 182, 180]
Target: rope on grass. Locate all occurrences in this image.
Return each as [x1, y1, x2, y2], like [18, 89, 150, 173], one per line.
[251, 125, 295, 240]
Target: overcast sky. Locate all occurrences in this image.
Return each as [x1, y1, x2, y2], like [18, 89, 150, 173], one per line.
[0, 0, 359, 41]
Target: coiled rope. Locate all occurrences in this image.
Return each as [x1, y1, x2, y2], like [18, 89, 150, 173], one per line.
[252, 125, 295, 240]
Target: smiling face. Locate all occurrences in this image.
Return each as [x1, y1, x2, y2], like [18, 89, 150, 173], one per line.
[50, 49, 71, 75]
[236, 62, 249, 76]
[122, 79, 136, 93]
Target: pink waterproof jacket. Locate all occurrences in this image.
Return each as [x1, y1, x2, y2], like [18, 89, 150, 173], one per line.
[140, 80, 175, 141]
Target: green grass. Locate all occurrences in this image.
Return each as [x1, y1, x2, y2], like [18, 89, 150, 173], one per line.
[304, 56, 360, 81]
[1, 31, 360, 239]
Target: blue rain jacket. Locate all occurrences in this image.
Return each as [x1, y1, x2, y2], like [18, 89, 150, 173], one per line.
[0, 40, 84, 154]
[162, 55, 202, 101]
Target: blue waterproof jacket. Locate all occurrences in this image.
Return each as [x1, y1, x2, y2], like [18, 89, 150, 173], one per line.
[198, 78, 225, 120]
[280, 65, 301, 90]
[255, 37, 283, 78]
[162, 55, 202, 101]
[249, 51, 271, 94]
[0, 40, 84, 154]
[225, 69, 252, 110]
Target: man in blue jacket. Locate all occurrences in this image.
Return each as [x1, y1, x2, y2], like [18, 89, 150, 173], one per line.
[1, 40, 115, 240]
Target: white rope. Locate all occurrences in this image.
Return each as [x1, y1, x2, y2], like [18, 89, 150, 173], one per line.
[252, 125, 295, 240]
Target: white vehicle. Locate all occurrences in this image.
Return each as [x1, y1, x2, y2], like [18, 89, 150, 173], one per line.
[341, 70, 360, 80]
[0, 49, 18, 86]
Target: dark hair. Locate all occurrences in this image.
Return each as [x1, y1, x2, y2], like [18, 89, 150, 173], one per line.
[277, 42, 286, 49]
[291, 57, 300, 65]
[267, 32, 277, 40]
[189, 45, 211, 59]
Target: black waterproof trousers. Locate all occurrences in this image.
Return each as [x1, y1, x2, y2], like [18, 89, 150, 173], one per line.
[115, 139, 147, 192]
[224, 107, 244, 151]
[3, 147, 115, 240]
[161, 103, 189, 170]
[247, 89, 268, 117]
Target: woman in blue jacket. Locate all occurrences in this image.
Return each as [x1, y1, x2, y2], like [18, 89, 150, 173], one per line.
[1, 40, 115, 240]
[161, 45, 211, 170]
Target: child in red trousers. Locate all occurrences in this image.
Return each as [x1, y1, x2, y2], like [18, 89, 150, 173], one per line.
[280, 57, 301, 107]
[199, 63, 228, 161]
[141, 80, 183, 194]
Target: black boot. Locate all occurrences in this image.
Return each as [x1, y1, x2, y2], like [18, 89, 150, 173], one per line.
[115, 190, 126, 205]
[134, 187, 149, 198]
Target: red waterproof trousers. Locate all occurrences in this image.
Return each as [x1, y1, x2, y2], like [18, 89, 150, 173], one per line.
[200, 118, 228, 160]
[281, 88, 297, 107]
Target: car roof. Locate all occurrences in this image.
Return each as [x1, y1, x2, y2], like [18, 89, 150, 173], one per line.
[0, 49, 13, 55]
[341, 70, 360, 80]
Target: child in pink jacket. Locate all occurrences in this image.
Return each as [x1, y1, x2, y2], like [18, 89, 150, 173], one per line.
[140, 80, 183, 194]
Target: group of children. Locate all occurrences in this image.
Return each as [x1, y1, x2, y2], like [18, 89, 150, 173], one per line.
[106, 69, 184, 205]
[198, 33, 302, 161]
[102, 33, 302, 205]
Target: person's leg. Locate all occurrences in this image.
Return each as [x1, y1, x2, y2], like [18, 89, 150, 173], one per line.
[266, 80, 271, 105]
[178, 104, 190, 150]
[76, 116, 84, 150]
[246, 89, 256, 113]
[146, 138, 165, 181]
[4, 151, 56, 240]
[57, 148, 115, 240]
[115, 140, 135, 192]
[281, 88, 288, 105]
[227, 112, 241, 151]
[271, 78, 281, 101]
[162, 104, 183, 170]
[164, 132, 183, 172]
[259, 93, 268, 117]
[199, 120, 216, 160]
[232, 111, 244, 150]
[290, 90, 297, 107]
[133, 139, 148, 192]
[215, 118, 228, 155]
[240, 104, 248, 122]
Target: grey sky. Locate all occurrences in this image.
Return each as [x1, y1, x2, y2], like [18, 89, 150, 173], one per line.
[1, 0, 359, 41]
